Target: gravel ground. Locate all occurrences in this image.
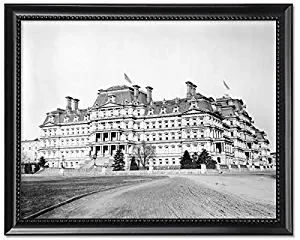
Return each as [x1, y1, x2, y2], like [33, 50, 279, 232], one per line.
[38, 174, 275, 219]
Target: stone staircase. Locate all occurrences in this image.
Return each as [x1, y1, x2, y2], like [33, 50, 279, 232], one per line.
[81, 156, 114, 169]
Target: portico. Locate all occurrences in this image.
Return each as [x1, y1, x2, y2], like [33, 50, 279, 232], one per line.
[91, 144, 131, 157]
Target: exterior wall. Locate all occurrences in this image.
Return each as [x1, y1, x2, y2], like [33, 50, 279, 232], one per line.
[21, 139, 40, 163]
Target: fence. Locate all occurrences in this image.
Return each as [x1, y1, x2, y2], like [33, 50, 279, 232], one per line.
[36, 163, 275, 177]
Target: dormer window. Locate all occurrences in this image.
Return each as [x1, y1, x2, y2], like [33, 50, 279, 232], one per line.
[74, 116, 79, 122]
[48, 116, 54, 123]
[173, 106, 179, 113]
[124, 99, 129, 105]
[84, 115, 89, 121]
[190, 101, 197, 109]
[64, 116, 69, 123]
[148, 109, 153, 115]
[161, 107, 166, 114]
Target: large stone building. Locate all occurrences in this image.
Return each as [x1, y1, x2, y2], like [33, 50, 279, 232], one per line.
[37, 81, 271, 169]
[21, 138, 40, 163]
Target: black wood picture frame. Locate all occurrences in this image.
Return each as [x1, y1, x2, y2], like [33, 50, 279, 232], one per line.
[4, 4, 293, 235]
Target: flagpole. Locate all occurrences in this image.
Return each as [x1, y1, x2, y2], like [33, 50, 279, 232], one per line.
[223, 80, 230, 97]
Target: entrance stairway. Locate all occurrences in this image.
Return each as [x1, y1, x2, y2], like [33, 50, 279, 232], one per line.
[81, 156, 114, 169]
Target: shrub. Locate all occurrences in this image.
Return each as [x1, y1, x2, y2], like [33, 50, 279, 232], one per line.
[129, 156, 139, 171]
[197, 149, 216, 169]
[180, 150, 193, 169]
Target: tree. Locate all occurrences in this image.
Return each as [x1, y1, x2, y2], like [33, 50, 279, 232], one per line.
[129, 156, 139, 171]
[196, 149, 217, 169]
[112, 149, 125, 171]
[180, 150, 193, 169]
[132, 141, 156, 170]
[191, 152, 198, 169]
[38, 156, 48, 168]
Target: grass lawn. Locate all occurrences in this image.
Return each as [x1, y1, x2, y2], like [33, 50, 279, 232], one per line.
[20, 175, 166, 218]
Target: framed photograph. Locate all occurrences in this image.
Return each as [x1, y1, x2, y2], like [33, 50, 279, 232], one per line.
[5, 4, 293, 235]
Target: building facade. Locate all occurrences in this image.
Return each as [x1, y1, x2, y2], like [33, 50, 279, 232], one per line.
[21, 138, 40, 163]
[37, 81, 272, 169]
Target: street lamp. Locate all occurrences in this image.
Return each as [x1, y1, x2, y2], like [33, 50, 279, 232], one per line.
[93, 154, 97, 168]
[61, 155, 65, 169]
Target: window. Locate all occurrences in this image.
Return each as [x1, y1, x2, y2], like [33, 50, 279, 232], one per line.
[165, 159, 169, 165]
[159, 159, 162, 165]
[171, 121, 175, 127]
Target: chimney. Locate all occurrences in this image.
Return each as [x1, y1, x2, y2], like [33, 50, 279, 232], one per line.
[72, 98, 80, 111]
[191, 83, 197, 96]
[132, 85, 140, 99]
[97, 89, 103, 96]
[185, 81, 193, 98]
[146, 86, 153, 103]
[65, 96, 73, 111]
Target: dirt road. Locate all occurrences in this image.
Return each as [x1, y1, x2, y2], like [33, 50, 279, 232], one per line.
[39, 174, 275, 219]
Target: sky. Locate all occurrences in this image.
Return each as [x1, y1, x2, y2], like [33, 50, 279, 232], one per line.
[21, 20, 276, 151]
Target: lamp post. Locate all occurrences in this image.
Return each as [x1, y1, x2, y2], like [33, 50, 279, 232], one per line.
[61, 155, 65, 168]
[60, 155, 65, 176]
[93, 154, 97, 168]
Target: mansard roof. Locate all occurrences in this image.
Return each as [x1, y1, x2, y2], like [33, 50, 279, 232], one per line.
[148, 96, 214, 115]
[93, 85, 148, 107]
[40, 108, 89, 127]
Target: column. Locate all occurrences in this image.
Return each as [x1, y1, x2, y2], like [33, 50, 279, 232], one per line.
[109, 145, 111, 156]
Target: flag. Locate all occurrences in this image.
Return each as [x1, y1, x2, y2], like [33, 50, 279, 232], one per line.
[124, 73, 132, 84]
[223, 80, 230, 90]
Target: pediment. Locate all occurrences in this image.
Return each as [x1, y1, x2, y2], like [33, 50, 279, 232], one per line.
[97, 102, 123, 109]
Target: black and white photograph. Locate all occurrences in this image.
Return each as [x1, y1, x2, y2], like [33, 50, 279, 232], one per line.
[20, 20, 277, 220]
[4, 4, 293, 235]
